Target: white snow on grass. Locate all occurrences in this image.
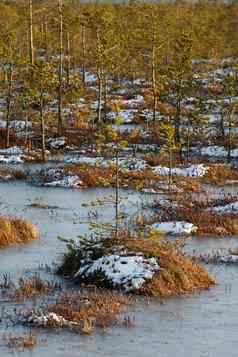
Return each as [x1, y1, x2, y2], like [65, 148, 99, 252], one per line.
[153, 164, 209, 177]
[45, 175, 83, 188]
[28, 312, 80, 328]
[48, 137, 66, 149]
[111, 95, 144, 109]
[200, 145, 238, 158]
[0, 155, 24, 163]
[66, 156, 104, 165]
[43, 168, 83, 188]
[210, 201, 238, 214]
[219, 254, 238, 263]
[77, 253, 159, 292]
[108, 109, 137, 124]
[151, 221, 198, 235]
[0, 146, 24, 155]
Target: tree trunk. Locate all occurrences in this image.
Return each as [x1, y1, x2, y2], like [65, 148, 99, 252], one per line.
[81, 24, 86, 84]
[186, 119, 190, 163]
[152, 36, 157, 122]
[58, 0, 63, 135]
[97, 72, 103, 123]
[5, 64, 13, 148]
[103, 76, 108, 122]
[115, 150, 119, 239]
[28, 0, 34, 66]
[227, 113, 232, 163]
[66, 31, 71, 87]
[169, 149, 172, 193]
[40, 93, 46, 162]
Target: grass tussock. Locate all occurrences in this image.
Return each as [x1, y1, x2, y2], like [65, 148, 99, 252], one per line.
[11, 276, 61, 301]
[203, 164, 238, 185]
[3, 332, 37, 352]
[124, 238, 215, 297]
[176, 207, 238, 236]
[0, 216, 38, 248]
[58, 232, 215, 298]
[48, 290, 132, 333]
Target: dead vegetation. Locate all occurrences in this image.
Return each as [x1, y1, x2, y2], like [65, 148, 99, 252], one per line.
[10, 276, 61, 301]
[203, 164, 238, 185]
[0, 216, 38, 247]
[47, 289, 132, 333]
[3, 331, 37, 352]
[57, 231, 215, 297]
[124, 237, 215, 297]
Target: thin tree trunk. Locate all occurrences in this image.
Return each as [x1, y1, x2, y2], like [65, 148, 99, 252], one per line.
[5, 64, 13, 148]
[169, 149, 172, 193]
[66, 31, 71, 87]
[186, 119, 190, 163]
[81, 24, 86, 84]
[44, 22, 48, 59]
[115, 150, 119, 239]
[227, 113, 232, 163]
[25, 110, 29, 146]
[97, 72, 103, 123]
[40, 92, 46, 161]
[58, 0, 63, 135]
[103, 76, 108, 122]
[152, 32, 157, 122]
[28, 0, 34, 66]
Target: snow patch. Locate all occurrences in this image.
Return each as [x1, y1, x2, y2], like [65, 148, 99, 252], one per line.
[77, 253, 159, 292]
[151, 221, 197, 235]
[153, 164, 209, 177]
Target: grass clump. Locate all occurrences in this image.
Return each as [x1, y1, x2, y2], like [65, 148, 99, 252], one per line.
[47, 289, 132, 333]
[203, 164, 238, 185]
[57, 232, 215, 298]
[11, 276, 61, 301]
[3, 331, 37, 352]
[0, 216, 38, 247]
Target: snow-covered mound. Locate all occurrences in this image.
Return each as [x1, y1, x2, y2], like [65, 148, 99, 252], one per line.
[77, 253, 159, 292]
[153, 164, 209, 177]
[151, 221, 198, 235]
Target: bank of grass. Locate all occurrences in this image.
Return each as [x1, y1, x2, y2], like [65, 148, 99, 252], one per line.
[0, 216, 38, 247]
[58, 233, 215, 298]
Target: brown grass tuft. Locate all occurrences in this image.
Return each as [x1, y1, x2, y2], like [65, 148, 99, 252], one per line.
[48, 289, 131, 332]
[0, 216, 38, 247]
[123, 238, 215, 297]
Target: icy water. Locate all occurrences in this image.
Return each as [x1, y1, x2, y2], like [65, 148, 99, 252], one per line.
[0, 180, 238, 357]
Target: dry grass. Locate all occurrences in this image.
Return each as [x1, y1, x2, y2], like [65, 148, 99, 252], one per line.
[58, 230, 215, 298]
[176, 207, 238, 236]
[124, 237, 215, 297]
[3, 331, 37, 352]
[48, 289, 132, 333]
[0, 167, 26, 180]
[0, 216, 38, 248]
[203, 164, 238, 185]
[11, 276, 61, 301]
